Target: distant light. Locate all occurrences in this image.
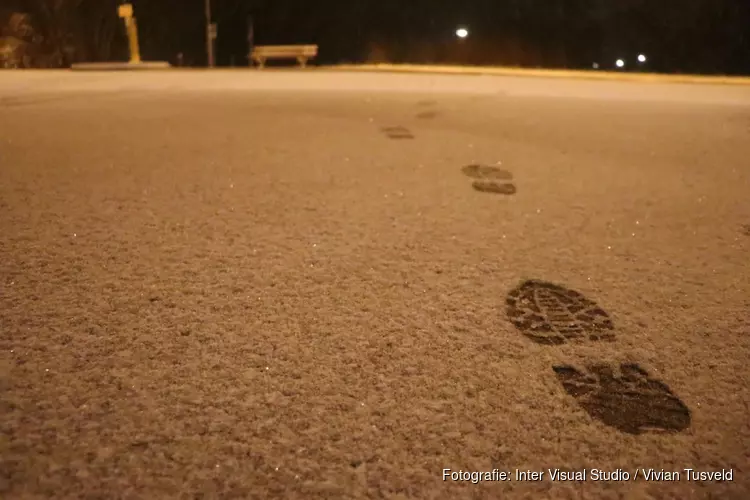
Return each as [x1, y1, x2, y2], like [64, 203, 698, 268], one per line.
[455, 28, 469, 39]
[615, 59, 625, 68]
[637, 54, 647, 63]
[592, 62, 599, 69]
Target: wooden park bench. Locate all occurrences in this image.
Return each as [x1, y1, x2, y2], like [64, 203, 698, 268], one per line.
[250, 45, 318, 69]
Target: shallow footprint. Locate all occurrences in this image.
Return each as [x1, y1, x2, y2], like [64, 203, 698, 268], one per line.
[461, 164, 513, 180]
[553, 363, 691, 435]
[416, 110, 439, 120]
[506, 279, 615, 345]
[416, 99, 437, 107]
[472, 181, 517, 195]
[381, 126, 414, 139]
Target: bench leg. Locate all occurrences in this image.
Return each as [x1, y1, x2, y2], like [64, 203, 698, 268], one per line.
[298, 57, 307, 68]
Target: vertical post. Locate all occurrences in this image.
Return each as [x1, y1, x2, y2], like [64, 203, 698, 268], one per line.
[118, 3, 141, 64]
[205, 0, 214, 67]
[247, 16, 254, 66]
[127, 18, 141, 63]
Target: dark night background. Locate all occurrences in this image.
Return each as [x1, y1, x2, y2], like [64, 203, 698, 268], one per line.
[1, 0, 749, 74]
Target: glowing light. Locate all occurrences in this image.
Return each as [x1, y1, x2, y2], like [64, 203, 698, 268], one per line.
[615, 59, 625, 68]
[455, 28, 469, 38]
[638, 54, 647, 63]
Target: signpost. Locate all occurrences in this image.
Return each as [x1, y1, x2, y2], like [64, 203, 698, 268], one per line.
[205, 0, 215, 67]
[117, 3, 141, 64]
[247, 16, 254, 64]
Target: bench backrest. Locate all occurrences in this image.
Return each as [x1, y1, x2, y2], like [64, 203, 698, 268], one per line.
[251, 45, 318, 58]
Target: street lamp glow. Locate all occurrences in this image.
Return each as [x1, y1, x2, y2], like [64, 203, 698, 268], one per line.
[615, 59, 625, 68]
[637, 54, 647, 63]
[455, 28, 469, 39]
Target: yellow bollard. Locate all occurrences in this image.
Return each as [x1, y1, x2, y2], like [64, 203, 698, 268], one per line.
[127, 18, 141, 63]
[118, 3, 141, 64]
